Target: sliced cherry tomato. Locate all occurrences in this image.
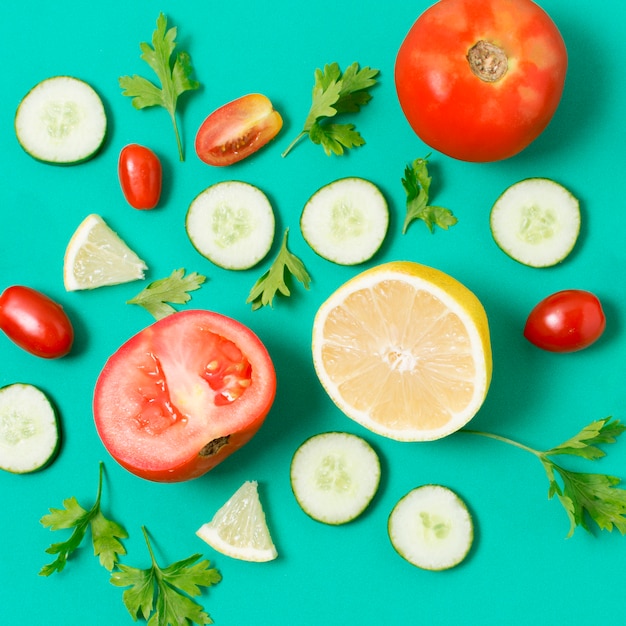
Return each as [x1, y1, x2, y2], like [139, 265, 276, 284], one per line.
[118, 144, 162, 210]
[395, 0, 568, 162]
[0, 286, 74, 358]
[93, 310, 276, 482]
[195, 93, 283, 166]
[524, 290, 606, 353]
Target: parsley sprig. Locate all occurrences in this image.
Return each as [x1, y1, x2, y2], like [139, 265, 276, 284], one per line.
[401, 155, 457, 234]
[464, 417, 626, 536]
[282, 62, 379, 157]
[127, 269, 206, 320]
[119, 13, 200, 161]
[39, 462, 127, 575]
[247, 228, 311, 310]
[111, 526, 221, 626]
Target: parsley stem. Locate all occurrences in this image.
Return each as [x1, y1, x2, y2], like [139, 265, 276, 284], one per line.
[281, 132, 307, 158]
[461, 429, 543, 458]
[170, 112, 184, 161]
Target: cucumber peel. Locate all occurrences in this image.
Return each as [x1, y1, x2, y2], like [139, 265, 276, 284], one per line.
[0, 383, 60, 474]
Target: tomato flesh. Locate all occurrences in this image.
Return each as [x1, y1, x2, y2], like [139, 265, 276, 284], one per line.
[395, 0, 567, 162]
[524, 290, 606, 353]
[118, 144, 162, 210]
[195, 93, 283, 166]
[93, 310, 276, 482]
[0, 286, 74, 358]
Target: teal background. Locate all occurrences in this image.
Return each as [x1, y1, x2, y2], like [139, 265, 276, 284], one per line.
[2, 1, 625, 624]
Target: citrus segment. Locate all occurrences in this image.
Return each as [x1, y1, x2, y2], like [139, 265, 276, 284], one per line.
[63, 214, 147, 290]
[312, 261, 491, 441]
[196, 480, 277, 562]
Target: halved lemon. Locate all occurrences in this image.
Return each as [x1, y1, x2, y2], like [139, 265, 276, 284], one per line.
[196, 480, 278, 563]
[312, 261, 492, 441]
[63, 214, 147, 291]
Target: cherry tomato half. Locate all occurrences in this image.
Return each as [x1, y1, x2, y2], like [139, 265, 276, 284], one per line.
[118, 144, 162, 210]
[0, 286, 74, 358]
[195, 93, 283, 166]
[93, 310, 276, 482]
[395, 0, 568, 162]
[524, 290, 606, 353]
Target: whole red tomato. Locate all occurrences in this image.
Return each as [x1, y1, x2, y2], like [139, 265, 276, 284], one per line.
[0, 286, 74, 358]
[93, 310, 276, 482]
[395, 0, 568, 162]
[118, 144, 162, 209]
[524, 290, 606, 353]
[195, 93, 283, 166]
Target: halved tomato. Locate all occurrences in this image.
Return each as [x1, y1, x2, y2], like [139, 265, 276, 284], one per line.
[93, 310, 276, 482]
[195, 93, 283, 166]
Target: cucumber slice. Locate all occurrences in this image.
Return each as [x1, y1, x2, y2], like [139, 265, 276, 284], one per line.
[0, 384, 60, 474]
[388, 485, 473, 571]
[290, 431, 381, 525]
[15, 76, 107, 164]
[186, 181, 275, 270]
[300, 177, 389, 265]
[490, 178, 580, 268]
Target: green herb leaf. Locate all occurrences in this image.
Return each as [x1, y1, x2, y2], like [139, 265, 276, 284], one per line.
[40, 462, 127, 576]
[246, 228, 311, 310]
[111, 527, 221, 626]
[463, 416, 626, 536]
[401, 156, 457, 234]
[282, 62, 379, 157]
[127, 269, 206, 320]
[119, 13, 199, 161]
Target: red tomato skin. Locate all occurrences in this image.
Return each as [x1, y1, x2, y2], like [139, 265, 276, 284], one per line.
[0, 286, 74, 358]
[195, 93, 283, 166]
[93, 310, 276, 482]
[395, 0, 568, 162]
[118, 144, 162, 210]
[524, 290, 606, 353]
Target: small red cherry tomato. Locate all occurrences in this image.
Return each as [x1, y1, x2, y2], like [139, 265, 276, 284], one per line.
[118, 144, 162, 210]
[395, 0, 567, 162]
[0, 286, 74, 358]
[524, 290, 606, 353]
[195, 93, 283, 166]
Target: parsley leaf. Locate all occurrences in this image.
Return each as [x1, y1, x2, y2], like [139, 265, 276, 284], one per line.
[119, 13, 200, 161]
[40, 462, 127, 575]
[246, 228, 311, 310]
[463, 417, 626, 536]
[127, 269, 206, 320]
[111, 526, 221, 626]
[282, 62, 379, 157]
[401, 156, 457, 234]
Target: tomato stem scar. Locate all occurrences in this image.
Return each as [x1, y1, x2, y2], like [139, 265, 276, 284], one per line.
[467, 41, 508, 82]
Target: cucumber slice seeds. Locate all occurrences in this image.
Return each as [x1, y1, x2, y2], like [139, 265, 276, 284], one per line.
[490, 177, 580, 268]
[290, 431, 381, 525]
[388, 484, 473, 571]
[0, 384, 60, 474]
[186, 181, 275, 270]
[15, 76, 107, 164]
[300, 177, 389, 265]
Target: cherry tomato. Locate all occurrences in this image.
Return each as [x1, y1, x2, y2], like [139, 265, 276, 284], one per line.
[93, 310, 276, 482]
[195, 93, 283, 166]
[0, 286, 74, 358]
[395, 0, 568, 162]
[524, 290, 606, 353]
[118, 144, 162, 209]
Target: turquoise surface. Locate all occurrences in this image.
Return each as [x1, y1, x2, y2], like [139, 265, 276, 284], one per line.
[2, 1, 625, 624]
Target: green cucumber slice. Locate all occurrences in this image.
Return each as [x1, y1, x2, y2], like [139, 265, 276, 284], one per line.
[300, 177, 389, 265]
[290, 431, 381, 525]
[388, 484, 473, 571]
[0, 384, 60, 474]
[186, 181, 275, 270]
[15, 76, 107, 164]
[489, 177, 580, 268]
